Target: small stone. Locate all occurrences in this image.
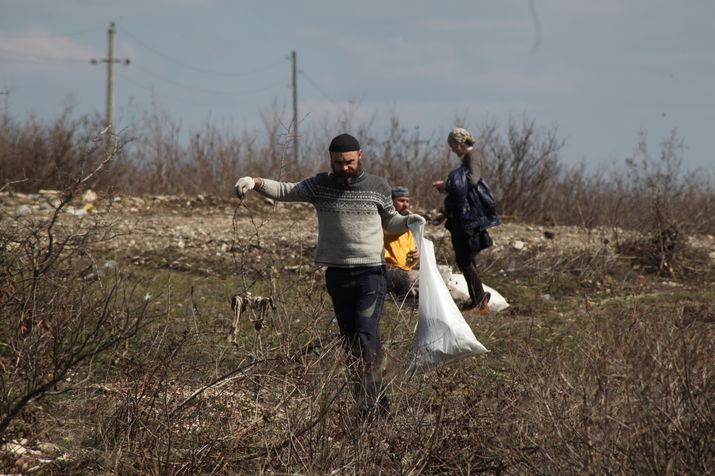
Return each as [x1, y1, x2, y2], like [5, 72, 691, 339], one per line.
[82, 190, 98, 202]
[14, 205, 32, 217]
[3, 442, 26, 455]
[66, 206, 87, 216]
[38, 442, 62, 456]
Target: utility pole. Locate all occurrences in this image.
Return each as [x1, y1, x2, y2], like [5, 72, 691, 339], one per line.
[0, 90, 8, 115]
[291, 50, 298, 163]
[91, 22, 130, 152]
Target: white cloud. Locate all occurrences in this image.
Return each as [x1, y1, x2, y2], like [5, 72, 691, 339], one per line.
[0, 28, 101, 73]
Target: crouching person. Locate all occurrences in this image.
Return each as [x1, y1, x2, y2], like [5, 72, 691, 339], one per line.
[384, 186, 420, 298]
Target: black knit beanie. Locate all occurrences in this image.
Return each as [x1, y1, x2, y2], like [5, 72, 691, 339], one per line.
[328, 133, 360, 152]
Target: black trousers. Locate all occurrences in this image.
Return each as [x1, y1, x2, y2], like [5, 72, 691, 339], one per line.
[448, 224, 492, 306]
[325, 265, 388, 410]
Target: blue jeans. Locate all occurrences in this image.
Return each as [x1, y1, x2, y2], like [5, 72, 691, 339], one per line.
[325, 265, 388, 411]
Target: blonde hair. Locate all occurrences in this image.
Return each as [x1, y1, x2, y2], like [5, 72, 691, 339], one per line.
[447, 127, 475, 146]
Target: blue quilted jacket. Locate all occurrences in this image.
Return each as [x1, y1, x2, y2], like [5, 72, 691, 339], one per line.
[444, 165, 501, 231]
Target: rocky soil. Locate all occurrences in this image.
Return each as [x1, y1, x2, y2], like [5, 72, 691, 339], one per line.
[3, 189, 714, 276]
[1, 189, 714, 471]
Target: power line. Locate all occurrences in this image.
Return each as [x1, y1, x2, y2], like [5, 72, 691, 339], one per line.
[0, 51, 89, 65]
[117, 70, 237, 108]
[0, 28, 104, 65]
[1, 27, 104, 39]
[129, 62, 285, 97]
[299, 69, 341, 107]
[117, 25, 286, 77]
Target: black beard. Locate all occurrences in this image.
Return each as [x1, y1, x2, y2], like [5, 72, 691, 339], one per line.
[331, 165, 363, 185]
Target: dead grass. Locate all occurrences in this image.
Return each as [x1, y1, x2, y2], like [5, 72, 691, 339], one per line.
[1, 191, 712, 475]
[1, 109, 714, 474]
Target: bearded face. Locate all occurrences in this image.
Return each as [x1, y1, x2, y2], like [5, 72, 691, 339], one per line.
[392, 196, 411, 215]
[330, 150, 363, 177]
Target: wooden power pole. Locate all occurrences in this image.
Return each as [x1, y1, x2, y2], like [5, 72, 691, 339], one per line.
[291, 50, 298, 163]
[91, 22, 130, 151]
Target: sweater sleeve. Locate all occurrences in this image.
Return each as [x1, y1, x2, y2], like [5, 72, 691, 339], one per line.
[464, 150, 484, 186]
[382, 210, 409, 235]
[257, 177, 312, 202]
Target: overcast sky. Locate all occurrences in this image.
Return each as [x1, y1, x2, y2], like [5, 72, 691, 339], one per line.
[1, 0, 713, 171]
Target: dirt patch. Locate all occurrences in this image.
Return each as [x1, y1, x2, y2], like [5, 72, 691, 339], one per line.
[3, 190, 714, 282]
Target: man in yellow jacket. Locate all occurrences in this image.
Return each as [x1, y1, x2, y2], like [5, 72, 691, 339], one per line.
[384, 186, 420, 297]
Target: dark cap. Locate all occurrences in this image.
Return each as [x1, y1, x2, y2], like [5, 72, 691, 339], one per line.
[391, 186, 410, 198]
[329, 133, 361, 152]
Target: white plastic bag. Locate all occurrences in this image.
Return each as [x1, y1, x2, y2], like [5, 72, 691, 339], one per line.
[447, 274, 510, 312]
[406, 223, 488, 379]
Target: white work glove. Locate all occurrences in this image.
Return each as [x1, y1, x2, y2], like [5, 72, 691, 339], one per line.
[234, 176, 255, 199]
[406, 214, 426, 227]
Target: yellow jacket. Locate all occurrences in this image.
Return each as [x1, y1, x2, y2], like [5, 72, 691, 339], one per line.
[384, 230, 417, 271]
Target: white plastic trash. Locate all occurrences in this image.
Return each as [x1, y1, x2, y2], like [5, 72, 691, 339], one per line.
[405, 222, 489, 379]
[447, 274, 510, 312]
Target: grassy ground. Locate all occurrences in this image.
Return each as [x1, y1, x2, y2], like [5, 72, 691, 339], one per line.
[1, 195, 713, 474]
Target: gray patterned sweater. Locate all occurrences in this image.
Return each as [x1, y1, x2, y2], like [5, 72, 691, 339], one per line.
[257, 172, 409, 268]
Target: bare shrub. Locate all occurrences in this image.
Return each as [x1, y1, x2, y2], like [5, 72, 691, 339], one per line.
[503, 300, 713, 475]
[0, 191, 708, 474]
[481, 116, 564, 223]
[0, 107, 131, 193]
[609, 130, 714, 275]
[622, 130, 688, 233]
[545, 165, 616, 228]
[3, 105, 714, 474]
[129, 108, 186, 195]
[0, 153, 148, 438]
[186, 125, 243, 194]
[4, 107, 713, 238]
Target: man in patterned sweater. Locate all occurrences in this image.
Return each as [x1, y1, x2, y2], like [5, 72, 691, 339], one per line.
[235, 133, 425, 414]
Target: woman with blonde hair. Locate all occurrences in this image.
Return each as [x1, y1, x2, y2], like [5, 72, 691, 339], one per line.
[432, 127, 500, 313]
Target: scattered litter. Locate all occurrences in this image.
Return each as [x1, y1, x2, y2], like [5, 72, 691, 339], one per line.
[2, 441, 28, 456]
[14, 205, 32, 217]
[65, 206, 87, 216]
[447, 273, 510, 312]
[82, 190, 98, 202]
[230, 295, 276, 340]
